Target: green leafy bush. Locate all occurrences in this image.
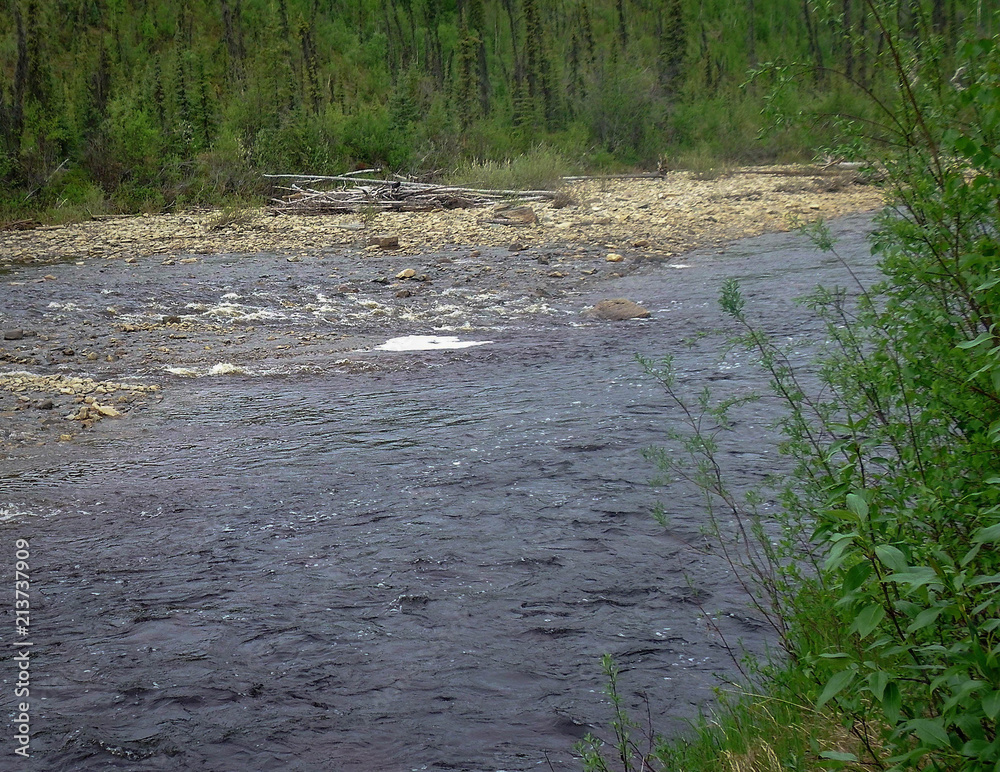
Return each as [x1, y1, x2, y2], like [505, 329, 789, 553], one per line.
[587, 8, 1000, 772]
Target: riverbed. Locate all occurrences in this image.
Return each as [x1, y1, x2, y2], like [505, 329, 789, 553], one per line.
[0, 213, 880, 771]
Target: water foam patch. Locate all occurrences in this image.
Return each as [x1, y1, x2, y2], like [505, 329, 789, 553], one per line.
[0, 505, 57, 524]
[164, 362, 247, 377]
[374, 335, 492, 352]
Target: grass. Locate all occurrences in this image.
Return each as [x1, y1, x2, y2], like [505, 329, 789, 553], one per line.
[657, 675, 875, 772]
[444, 145, 576, 191]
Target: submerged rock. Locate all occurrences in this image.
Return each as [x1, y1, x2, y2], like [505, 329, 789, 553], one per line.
[586, 298, 651, 321]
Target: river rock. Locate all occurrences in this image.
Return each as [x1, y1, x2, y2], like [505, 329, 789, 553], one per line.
[586, 298, 651, 321]
[368, 235, 400, 250]
[495, 205, 538, 225]
[395, 268, 417, 280]
[3, 329, 24, 340]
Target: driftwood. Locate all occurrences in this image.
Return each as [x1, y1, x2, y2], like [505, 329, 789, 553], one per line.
[266, 173, 557, 215]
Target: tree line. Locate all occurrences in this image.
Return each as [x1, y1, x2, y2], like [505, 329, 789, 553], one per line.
[0, 0, 993, 215]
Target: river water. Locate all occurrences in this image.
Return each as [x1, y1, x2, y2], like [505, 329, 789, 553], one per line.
[0, 215, 880, 771]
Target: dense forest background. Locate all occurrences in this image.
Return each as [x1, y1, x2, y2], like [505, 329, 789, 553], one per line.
[0, 0, 995, 217]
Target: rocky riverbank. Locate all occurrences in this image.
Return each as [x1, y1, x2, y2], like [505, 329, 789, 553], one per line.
[1, 166, 879, 265]
[0, 165, 883, 454]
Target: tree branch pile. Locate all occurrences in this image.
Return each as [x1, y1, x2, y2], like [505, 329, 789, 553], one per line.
[265, 173, 557, 215]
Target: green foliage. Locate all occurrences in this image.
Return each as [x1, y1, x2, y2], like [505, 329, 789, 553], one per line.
[583, 4, 1000, 771]
[0, 0, 994, 216]
[444, 145, 573, 191]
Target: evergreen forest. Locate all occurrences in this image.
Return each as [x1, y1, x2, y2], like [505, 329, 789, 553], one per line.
[0, 0, 995, 217]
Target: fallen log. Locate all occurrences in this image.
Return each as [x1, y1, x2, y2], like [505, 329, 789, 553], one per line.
[265, 174, 557, 215]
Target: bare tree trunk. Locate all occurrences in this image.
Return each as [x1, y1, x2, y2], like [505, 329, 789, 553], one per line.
[842, 0, 854, 80]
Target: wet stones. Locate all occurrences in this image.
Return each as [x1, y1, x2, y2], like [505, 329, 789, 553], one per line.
[586, 298, 651, 321]
[3, 329, 25, 340]
[0, 372, 160, 446]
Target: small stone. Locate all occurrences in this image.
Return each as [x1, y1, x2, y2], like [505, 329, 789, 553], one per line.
[43, 274, 57, 280]
[368, 235, 400, 250]
[58, 434, 72, 442]
[93, 403, 121, 418]
[508, 242, 527, 252]
[36, 399, 54, 410]
[587, 298, 651, 321]
[286, 256, 301, 262]
[548, 271, 565, 278]
[3, 329, 24, 340]
[494, 205, 538, 225]
[632, 240, 650, 248]
[395, 289, 412, 298]
[469, 250, 481, 258]
[395, 268, 417, 280]
[606, 253, 624, 263]
[86, 352, 99, 361]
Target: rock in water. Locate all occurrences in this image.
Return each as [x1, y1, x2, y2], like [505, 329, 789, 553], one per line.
[586, 298, 651, 321]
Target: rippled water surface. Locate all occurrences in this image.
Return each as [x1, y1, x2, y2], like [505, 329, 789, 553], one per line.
[0, 216, 880, 771]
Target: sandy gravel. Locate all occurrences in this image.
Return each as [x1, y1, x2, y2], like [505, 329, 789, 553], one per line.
[0, 166, 882, 266]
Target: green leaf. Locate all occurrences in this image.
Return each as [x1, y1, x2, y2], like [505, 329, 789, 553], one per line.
[907, 718, 950, 748]
[887, 566, 941, 590]
[842, 561, 872, 593]
[957, 331, 994, 349]
[819, 751, 859, 762]
[906, 606, 943, 633]
[868, 670, 889, 701]
[973, 522, 1000, 543]
[824, 534, 857, 571]
[875, 544, 908, 571]
[817, 668, 856, 709]
[846, 492, 869, 520]
[883, 682, 901, 723]
[851, 604, 885, 638]
[983, 690, 1000, 720]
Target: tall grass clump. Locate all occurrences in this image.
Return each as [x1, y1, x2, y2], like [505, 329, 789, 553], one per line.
[581, 3, 1000, 770]
[444, 146, 574, 191]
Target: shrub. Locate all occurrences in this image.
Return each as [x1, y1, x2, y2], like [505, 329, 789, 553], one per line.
[584, 9, 1000, 772]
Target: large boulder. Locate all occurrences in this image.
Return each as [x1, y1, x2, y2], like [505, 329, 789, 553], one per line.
[586, 298, 651, 321]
